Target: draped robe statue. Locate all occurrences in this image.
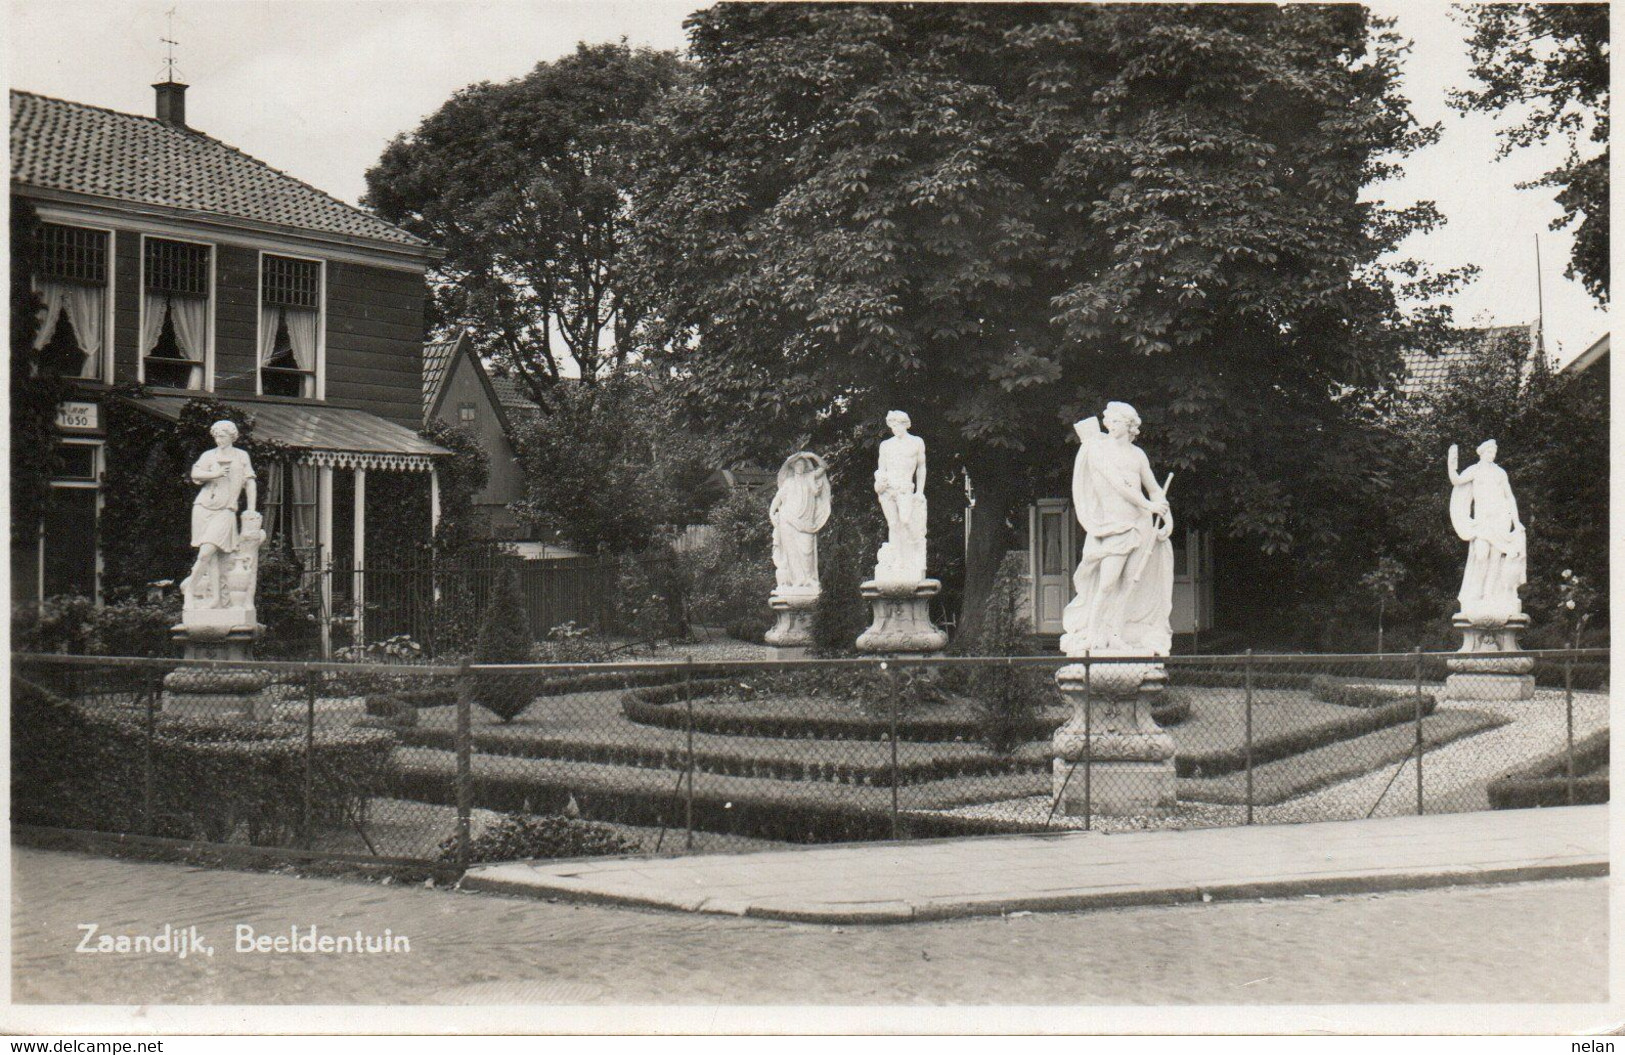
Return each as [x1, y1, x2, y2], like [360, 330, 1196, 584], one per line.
[1060, 403, 1174, 656]
[770, 452, 831, 595]
[1448, 440, 1526, 625]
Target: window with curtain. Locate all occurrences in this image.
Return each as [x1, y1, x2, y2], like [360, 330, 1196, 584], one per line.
[33, 224, 109, 381]
[260, 461, 321, 569]
[261, 255, 321, 398]
[142, 238, 211, 389]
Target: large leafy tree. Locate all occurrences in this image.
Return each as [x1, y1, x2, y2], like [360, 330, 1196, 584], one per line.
[633, 3, 1458, 642]
[1452, 4, 1609, 304]
[364, 42, 685, 402]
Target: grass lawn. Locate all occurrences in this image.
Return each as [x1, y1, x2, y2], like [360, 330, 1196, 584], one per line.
[1180, 708, 1507, 806]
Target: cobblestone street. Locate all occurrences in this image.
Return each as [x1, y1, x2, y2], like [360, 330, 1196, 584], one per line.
[12, 847, 1607, 1006]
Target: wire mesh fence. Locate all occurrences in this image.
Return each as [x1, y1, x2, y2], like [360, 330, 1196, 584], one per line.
[12, 648, 1609, 872]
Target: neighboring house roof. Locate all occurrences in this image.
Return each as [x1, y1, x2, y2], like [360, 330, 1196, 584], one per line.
[1562, 333, 1609, 377]
[1398, 323, 1538, 398]
[10, 89, 427, 251]
[126, 394, 450, 472]
[422, 334, 463, 416]
[488, 376, 543, 420]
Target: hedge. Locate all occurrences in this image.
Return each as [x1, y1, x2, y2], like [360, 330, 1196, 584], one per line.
[619, 679, 1187, 743]
[1176, 693, 1436, 778]
[1307, 675, 1408, 708]
[1486, 728, 1611, 810]
[12, 677, 397, 847]
[390, 746, 1045, 844]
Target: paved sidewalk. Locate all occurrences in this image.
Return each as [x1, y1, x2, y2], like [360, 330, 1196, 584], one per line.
[464, 804, 1608, 923]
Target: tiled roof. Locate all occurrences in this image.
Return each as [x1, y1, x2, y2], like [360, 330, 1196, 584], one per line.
[422, 336, 461, 415]
[10, 89, 427, 249]
[488, 376, 543, 417]
[1399, 324, 1536, 398]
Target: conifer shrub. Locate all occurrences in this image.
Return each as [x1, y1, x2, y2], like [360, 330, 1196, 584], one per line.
[472, 564, 537, 722]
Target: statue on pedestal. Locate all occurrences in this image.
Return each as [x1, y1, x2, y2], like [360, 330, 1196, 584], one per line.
[872, 410, 928, 585]
[855, 410, 946, 653]
[1060, 402, 1174, 657]
[770, 451, 831, 596]
[1448, 440, 1526, 625]
[183, 420, 259, 614]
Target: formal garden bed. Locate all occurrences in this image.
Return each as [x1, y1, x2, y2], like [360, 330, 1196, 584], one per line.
[1486, 727, 1610, 810]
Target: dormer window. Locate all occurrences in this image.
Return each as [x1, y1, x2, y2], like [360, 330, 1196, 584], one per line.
[260, 254, 322, 397]
[142, 237, 211, 389]
[32, 223, 109, 381]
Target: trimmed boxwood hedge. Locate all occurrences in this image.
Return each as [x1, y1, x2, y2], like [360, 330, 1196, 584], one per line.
[620, 679, 1187, 743]
[1308, 675, 1408, 708]
[1487, 729, 1610, 810]
[1176, 693, 1436, 778]
[13, 677, 397, 846]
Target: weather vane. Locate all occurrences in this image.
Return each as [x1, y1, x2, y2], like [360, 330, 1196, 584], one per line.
[159, 6, 181, 82]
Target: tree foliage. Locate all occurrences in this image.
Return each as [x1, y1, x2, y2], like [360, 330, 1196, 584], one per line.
[510, 374, 722, 556]
[364, 42, 686, 400]
[1452, 3, 1610, 304]
[11, 197, 68, 545]
[633, 3, 1461, 642]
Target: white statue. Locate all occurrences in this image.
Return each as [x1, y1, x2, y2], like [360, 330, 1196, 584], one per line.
[1448, 440, 1526, 624]
[872, 410, 928, 585]
[770, 451, 831, 595]
[1060, 402, 1174, 656]
[182, 420, 258, 612]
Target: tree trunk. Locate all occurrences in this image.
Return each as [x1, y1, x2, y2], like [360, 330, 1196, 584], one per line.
[954, 467, 1018, 651]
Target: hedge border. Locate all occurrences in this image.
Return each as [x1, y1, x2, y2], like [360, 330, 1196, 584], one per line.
[1486, 728, 1610, 810]
[1177, 693, 1436, 778]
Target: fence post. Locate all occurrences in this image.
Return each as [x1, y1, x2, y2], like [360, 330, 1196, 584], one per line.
[1244, 649, 1254, 826]
[304, 669, 317, 850]
[455, 662, 473, 872]
[1413, 646, 1424, 816]
[143, 669, 159, 836]
[888, 662, 900, 841]
[1083, 653, 1092, 832]
[684, 657, 695, 851]
[1565, 652, 1576, 806]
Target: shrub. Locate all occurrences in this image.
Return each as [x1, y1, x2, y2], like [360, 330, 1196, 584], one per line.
[679, 485, 776, 639]
[13, 594, 180, 657]
[1487, 729, 1610, 810]
[12, 677, 397, 846]
[808, 521, 872, 654]
[532, 621, 617, 664]
[966, 553, 1049, 754]
[437, 812, 640, 865]
[1308, 675, 1408, 708]
[13, 595, 101, 654]
[255, 544, 323, 660]
[472, 564, 536, 722]
[609, 547, 689, 643]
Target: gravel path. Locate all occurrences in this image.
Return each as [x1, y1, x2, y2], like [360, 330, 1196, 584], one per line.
[928, 688, 1610, 832]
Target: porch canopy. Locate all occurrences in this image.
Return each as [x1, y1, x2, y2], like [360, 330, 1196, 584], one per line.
[124, 394, 450, 471]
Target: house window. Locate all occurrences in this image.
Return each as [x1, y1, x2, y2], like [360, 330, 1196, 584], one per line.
[32, 223, 109, 381]
[261, 462, 320, 569]
[142, 238, 211, 389]
[260, 255, 321, 397]
[40, 442, 101, 600]
[458, 402, 476, 425]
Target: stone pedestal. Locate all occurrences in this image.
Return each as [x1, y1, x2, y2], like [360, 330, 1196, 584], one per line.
[1444, 613, 1536, 701]
[855, 578, 948, 654]
[765, 589, 818, 648]
[1051, 660, 1176, 816]
[164, 612, 271, 720]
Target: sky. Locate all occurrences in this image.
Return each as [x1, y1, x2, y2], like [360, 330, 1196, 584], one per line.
[4, 0, 1609, 363]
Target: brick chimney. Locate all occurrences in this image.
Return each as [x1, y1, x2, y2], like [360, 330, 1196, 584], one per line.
[153, 80, 188, 129]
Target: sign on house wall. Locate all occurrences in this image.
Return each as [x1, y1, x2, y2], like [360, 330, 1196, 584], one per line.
[55, 401, 99, 431]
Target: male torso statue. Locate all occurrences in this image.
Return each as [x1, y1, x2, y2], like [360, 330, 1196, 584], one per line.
[873, 410, 928, 583]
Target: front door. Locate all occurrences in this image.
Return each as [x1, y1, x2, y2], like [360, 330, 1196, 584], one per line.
[1028, 498, 1073, 634]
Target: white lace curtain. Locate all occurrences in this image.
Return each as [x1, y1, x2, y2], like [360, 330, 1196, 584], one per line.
[262, 462, 319, 557]
[260, 304, 318, 397]
[142, 293, 206, 388]
[33, 279, 105, 379]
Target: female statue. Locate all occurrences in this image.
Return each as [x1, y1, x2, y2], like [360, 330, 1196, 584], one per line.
[1060, 402, 1174, 656]
[1448, 440, 1526, 623]
[770, 451, 831, 593]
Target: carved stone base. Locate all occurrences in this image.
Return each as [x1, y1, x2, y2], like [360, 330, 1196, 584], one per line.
[165, 623, 267, 719]
[855, 579, 948, 654]
[764, 590, 818, 648]
[1051, 661, 1176, 816]
[1445, 612, 1536, 701]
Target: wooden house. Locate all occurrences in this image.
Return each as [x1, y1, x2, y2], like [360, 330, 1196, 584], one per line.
[10, 82, 447, 618]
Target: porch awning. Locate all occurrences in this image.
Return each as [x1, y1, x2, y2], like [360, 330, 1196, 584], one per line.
[124, 395, 451, 472]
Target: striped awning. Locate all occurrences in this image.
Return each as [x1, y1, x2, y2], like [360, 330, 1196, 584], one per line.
[126, 395, 450, 472]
